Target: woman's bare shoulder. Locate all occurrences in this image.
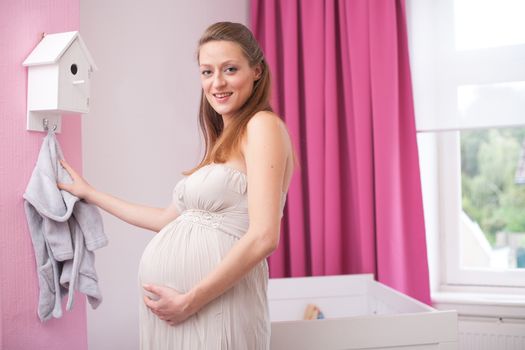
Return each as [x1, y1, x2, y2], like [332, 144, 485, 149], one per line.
[245, 111, 292, 144]
[247, 110, 283, 129]
[244, 111, 294, 167]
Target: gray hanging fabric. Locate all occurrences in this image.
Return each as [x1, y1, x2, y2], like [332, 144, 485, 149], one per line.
[23, 130, 108, 321]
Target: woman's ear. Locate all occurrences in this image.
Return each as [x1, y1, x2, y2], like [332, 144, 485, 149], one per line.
[253, 64, 263, 81]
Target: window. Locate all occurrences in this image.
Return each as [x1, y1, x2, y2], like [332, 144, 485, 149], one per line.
[454, 0, 525, 50]
[407, 0, 525, 288]
[461, 127, 525, 271]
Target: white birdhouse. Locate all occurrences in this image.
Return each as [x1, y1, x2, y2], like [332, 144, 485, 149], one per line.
[22, 31, 97, 132]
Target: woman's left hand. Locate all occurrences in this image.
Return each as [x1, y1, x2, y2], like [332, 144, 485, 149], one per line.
[142, 284, 195, 326]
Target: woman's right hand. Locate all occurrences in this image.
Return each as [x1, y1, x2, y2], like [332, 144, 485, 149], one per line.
[57, 159, 94, 200]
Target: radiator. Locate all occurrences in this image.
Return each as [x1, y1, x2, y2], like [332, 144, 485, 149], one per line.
[459, 316, 525, 350]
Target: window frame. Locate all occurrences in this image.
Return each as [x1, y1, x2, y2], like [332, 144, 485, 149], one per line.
[437, 131, 525, 288]
[408, 0, 525, 290]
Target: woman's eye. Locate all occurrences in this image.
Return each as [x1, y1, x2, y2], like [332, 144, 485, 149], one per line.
[225, 67, 238, 73]
[201, 70, 212, 77]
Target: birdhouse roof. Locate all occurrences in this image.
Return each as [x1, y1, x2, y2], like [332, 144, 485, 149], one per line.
[22, 31, 97, 70]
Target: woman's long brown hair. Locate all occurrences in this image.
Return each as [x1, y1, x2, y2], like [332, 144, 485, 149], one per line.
[184, 22, 273, 175]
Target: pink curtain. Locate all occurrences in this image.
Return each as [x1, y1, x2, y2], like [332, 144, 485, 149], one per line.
[252, 0, 431, 304]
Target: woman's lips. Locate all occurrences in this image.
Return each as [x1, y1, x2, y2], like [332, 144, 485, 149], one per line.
[213, 92, 233, 103]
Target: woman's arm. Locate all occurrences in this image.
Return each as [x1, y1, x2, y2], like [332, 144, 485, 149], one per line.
[143, 111, 291, 324]
[58, 159, 179, 232]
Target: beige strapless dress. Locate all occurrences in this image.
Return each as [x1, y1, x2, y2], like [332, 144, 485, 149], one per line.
[138, 163, 286, 350]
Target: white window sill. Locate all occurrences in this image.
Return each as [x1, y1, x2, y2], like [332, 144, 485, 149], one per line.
[432, 288, 525, 319]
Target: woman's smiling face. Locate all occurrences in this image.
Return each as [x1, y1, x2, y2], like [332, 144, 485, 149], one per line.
[199, 40, 261, 121]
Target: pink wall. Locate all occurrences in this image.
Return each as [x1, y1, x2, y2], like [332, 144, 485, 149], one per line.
[0, 1, 88, 349]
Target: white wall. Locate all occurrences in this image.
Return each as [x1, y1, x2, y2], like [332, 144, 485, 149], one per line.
[80, 1, 249, 348]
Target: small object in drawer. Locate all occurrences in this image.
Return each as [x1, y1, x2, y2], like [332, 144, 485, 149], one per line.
[303, 304, 324, 320]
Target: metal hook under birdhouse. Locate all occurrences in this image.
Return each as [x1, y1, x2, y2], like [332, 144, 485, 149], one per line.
[42, 118, 58, 132]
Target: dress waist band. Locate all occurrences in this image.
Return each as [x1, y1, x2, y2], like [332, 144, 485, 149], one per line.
[178, 209, 223, 229]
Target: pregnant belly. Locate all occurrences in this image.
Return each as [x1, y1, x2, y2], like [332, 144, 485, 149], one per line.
[138, 220, 224, 293]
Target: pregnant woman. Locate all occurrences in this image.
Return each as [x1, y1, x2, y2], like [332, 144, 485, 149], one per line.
[58, 21, 295, 349]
